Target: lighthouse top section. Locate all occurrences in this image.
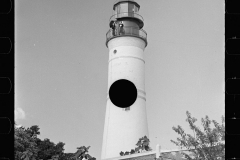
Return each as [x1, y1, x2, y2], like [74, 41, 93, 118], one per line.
[112, 0, 143, 28]
[106, 0, 147, 47]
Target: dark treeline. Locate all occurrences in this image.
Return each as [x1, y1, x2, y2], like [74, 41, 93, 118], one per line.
[14, 123, 96, 160]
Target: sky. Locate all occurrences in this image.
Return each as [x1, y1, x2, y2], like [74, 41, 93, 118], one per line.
[15, 0, 224, 159]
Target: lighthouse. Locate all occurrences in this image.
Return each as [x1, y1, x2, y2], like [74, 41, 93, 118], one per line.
[102, 0, 148, 159]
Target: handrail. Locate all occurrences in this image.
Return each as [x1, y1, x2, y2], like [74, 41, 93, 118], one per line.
[106, 26, 147, 46]
[109, 12, 144, 22]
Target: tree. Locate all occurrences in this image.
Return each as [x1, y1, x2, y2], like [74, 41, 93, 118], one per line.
[120, 136, 152, 156]
[135, 135, 152, 153]
[26, 125, 40, 138]
[60, 153, 75, 160]
[55, 142, 65, 157]
[15, 124, 66, 160]
[37, 138, 65, 160]
[171, 111, 225, 160]
[14, 125, 39, 160]
[15, 124, 95, 160]
[70, 146, 96, 160]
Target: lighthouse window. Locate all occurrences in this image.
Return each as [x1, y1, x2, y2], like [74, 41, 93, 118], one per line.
[129, 3, 134, 12]
[114, 50, 117, 54]
[134, 5, 139, 12]
[121, 3, 128, 13]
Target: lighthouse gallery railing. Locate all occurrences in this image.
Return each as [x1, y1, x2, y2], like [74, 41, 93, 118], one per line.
[106, 26, 147, 46]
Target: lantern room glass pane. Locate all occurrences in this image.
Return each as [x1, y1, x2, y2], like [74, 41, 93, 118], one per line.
[128, 3, 134, 13]
[134, 5, 139, 12]
[120, 3, 128, 13]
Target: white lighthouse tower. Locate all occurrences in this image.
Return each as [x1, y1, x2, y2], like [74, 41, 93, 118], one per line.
[102, 0, 148, 159]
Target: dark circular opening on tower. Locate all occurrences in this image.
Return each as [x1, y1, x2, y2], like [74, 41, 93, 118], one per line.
[109, 79, 137, 108]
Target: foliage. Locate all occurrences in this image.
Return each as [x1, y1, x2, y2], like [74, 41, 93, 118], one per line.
[37, 138, 65, 160]
[60, 153, 75, 160]
[26, 125, 41, 138]
[14, 124, 96, 160]
[120, 135, 152, 156]
[14, 123, 66, 160]
[14, 125, 39, 160]
[70, 146, 96, 160]
[171, 111, 225, 160]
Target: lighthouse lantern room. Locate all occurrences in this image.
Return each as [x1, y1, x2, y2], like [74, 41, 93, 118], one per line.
[107, 0, 147, 47]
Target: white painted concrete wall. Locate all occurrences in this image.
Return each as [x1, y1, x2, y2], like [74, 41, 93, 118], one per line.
[102, 37, 148, 159]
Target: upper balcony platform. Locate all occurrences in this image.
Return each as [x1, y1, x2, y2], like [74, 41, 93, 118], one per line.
[106, 26, 147, 47]
[109, 12, 144, 28]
